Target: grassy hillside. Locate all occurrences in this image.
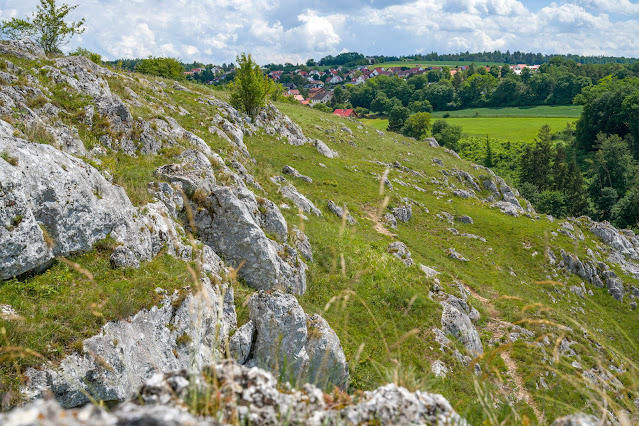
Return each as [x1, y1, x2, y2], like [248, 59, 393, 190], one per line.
[1, 55, 638, 424]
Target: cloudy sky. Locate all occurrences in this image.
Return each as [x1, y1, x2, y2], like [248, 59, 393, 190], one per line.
[1, 0, 638, 64]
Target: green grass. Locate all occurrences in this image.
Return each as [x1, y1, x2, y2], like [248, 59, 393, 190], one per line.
[438, 117, 578, 141]
[432, 105, 583, 118]
[361, 109, 579, 142]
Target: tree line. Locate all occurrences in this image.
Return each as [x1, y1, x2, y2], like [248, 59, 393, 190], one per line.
[344, 58, 639, 115]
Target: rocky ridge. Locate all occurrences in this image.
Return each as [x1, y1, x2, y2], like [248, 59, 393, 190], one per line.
[0, 38, 637, 423]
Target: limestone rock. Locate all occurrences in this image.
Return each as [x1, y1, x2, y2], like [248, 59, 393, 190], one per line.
[391, 204, 412, 223]
[23, 279, 236, 408]
[384, 213, 398, 229]
[327, 200, 356, 224]
[280, 185, 322, 216]
[314, 139, 339, 158]
[457, 215, 474, 224]
[440, 301, 483, 355]
[446, 248, 469, 262]
[425, 137, 439, 147]
[195, 187, 307, 294]
[6, 357, 471, 426]
[388, 241, 414, 266]
[109, 245, 140, 269]
[431, 360, 449, 378]
[0, 131, 132, 280]
[282, 165, 313, 183]
[420, 264, 439, 278]
[242, 291, 350, 389]
[229, 320, 255, 364]
[551, 413, 600, 426]
[154, 150, 216, 197]
[0, 38, 46, 60]
[292, 227, 313, 261]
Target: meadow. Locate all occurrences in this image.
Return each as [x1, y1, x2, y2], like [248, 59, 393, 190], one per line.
[361, 105, 582, 142]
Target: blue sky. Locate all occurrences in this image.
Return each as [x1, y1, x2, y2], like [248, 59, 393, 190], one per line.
[1, 0, 637, 64]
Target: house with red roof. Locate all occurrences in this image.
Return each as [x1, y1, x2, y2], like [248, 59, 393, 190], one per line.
[333, 109, 356, 118]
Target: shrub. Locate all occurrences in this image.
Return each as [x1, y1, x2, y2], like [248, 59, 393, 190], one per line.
[70, 47, 102, 65]
[135, 56, 185, 80]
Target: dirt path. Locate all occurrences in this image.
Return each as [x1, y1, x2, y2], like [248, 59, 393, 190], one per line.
[464, 284, 543, 421]
[362, 206, 396, 237]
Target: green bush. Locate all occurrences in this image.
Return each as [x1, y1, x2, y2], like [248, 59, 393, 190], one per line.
[135, 56, 185, 80]
[69, 47, 101, 65]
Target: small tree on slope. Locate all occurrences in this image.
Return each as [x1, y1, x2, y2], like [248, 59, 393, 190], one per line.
[230, 53, 270, 119]
[0, 0, 85, 55]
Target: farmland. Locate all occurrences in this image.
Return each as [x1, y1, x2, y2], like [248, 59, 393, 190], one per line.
[361, 105, 582, 142]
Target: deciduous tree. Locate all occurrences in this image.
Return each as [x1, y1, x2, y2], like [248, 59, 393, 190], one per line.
[230, 53, 270, 119]
[0, 0, 85, 55]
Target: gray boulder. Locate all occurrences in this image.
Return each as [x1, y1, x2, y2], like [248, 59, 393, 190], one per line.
[388, 241, 414, 266]
[195, 187, 307, 294]
[440, 301, 483, 355]
[282, 165, 313, 183]
[23, 278, 236, 408]
[425, 137, 439, 147]
[0, 38, 46, 59]
[391, 204, 412, 223]
[327, 200, 356, 224]
[109, 245, 140, 269]
[457, 215, 474, 224]
[280, 185, 322, 216]
[314, 139, 339, 158]
[240, 291, 350, 390]
[0, 131, 132, 280]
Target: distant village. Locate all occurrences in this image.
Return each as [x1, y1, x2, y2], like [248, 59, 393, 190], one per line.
[184, 62, 541, 117]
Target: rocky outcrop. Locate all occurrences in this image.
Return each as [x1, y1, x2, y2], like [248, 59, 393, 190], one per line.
[0, 38, 46, 60]
[230, 291, 349, 390]
[391, 203, 412, 223]
[22, 279, 236, 408]
[195, 187, 307, 294]
[282, 165, 313, 183]
[0, 129, 131, 279]
[327, 200, 356, 224]
[280, 184, 322, 216]
[440, 298, 483, 355]
[3, 359, 467, 426]
[559, 249, 624, 301]
[388, 241, 414, 266]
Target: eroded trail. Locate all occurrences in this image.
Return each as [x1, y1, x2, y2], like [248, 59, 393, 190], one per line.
[465, 285, 543, 421]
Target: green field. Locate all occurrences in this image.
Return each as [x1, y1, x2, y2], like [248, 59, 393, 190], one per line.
[361, 106, 581, 142]
[432, 105, 583, 118]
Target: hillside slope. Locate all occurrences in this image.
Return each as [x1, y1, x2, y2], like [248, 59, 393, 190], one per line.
[0, 39, 638, 424]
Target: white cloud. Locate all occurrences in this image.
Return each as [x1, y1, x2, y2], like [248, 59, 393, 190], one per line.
[0, 0, 637, 62]
[576, 0, 639, 15]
